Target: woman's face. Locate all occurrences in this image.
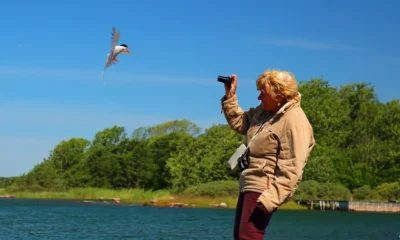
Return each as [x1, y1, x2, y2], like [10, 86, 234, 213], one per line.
[258, 86, 278, 112]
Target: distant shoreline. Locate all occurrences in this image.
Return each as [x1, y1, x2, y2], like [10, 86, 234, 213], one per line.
[0, 189, 307, 210]
[2, 191, 399, 213]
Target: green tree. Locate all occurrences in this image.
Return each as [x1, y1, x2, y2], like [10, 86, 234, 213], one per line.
[46, 137, 91, 188]
[146, 132, 193, 190]
[375, 182, 400, 202]
[299, 78, 350, 148]
[24, 159, 65, 191]
[132, 119, 201, 140]
[293, 180, 321, 201]
[319, 183, 352, 201]
[303, 155, 339, 183]
[92, 125, 127, 147]
[352, 185, 381, 201]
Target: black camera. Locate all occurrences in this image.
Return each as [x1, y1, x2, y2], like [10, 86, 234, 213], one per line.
[217, 75, 233, 86]
[238, 151, 249, 172]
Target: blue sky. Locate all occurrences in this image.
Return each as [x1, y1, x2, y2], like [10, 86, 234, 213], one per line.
[0, 0, 399, 177]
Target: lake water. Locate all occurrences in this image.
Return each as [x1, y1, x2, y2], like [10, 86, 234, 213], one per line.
[0, 198, 399, 239]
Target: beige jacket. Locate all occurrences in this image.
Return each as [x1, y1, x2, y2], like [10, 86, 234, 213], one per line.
[221, 94, 315, 213]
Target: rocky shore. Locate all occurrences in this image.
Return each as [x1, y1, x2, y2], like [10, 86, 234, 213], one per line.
[0, 194, 14, 198]
[140, 198, 229, 208]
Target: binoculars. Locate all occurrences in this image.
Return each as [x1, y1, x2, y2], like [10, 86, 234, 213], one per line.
[217, 76, 233, 86]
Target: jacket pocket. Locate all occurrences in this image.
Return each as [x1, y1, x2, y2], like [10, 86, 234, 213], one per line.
[275, 159, 296, 178]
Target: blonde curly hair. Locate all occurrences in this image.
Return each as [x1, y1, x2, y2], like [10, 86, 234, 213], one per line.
[256, 69, 300, 102]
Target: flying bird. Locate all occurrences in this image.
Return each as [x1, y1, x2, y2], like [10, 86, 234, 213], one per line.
[101, 27, 131, 83]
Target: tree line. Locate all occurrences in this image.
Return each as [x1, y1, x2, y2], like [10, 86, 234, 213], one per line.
[1, 78, 399, 201]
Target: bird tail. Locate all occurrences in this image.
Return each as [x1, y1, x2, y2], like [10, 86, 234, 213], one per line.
[101, 70, 106, 85]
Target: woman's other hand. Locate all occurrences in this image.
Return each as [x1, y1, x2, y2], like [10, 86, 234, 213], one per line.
[256, 201, 269, 214]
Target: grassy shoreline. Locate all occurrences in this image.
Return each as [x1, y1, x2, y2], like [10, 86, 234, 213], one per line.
[0, 188, 307, 210]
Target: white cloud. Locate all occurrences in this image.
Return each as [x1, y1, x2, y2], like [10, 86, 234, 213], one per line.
[0, 136, 61, 177]
[0, 100, 221, 130]
[0, 66, 216, 86]
[253, 37, 357, 51]
[0, 100, 166, 129]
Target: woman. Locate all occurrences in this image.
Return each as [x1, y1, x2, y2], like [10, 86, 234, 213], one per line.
[220, 69, 315, 240]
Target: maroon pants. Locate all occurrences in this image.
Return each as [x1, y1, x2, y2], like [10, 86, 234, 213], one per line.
[233, 191, 274, 240]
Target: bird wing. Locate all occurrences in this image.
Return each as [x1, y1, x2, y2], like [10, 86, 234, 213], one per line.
[109, 27, 120, 55]
[103, 27, 120, 70]
[101, 27, 121, 83]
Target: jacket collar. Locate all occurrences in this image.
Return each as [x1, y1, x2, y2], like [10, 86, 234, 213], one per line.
[276, 93, 301, 115]
[265, 93, 301, 124]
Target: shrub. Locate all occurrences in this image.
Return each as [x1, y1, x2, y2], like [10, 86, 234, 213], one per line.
[352, 185, 381, 201]
[183, 180, 239, 198]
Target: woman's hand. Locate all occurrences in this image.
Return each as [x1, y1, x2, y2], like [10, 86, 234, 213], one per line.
[224, 74, 237, 99]
[256, 201, 269, 214]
